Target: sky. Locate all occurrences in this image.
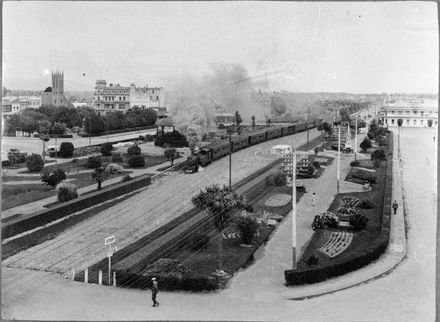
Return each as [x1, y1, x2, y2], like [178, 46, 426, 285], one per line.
[2, 1, 439, 94]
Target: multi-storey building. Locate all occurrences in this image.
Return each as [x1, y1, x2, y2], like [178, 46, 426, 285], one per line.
[129, 83, 164, 109]
[378, 98, 438, 128]
[41, 70, 68, 107]
[93, 80, 165, 114]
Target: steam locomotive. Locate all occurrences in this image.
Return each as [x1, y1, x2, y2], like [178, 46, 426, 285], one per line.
[184, 118, 323, 173]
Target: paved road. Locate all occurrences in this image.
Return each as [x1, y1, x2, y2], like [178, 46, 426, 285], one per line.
[1, 128, 157, 158]
[2, 129, 322, 295]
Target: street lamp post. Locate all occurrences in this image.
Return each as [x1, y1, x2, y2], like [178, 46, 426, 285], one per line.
[227, 125, 236, 190]
[354, 114, 358, 161]
[337, 126, 341, 194]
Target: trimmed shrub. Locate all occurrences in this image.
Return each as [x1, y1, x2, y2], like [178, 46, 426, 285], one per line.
[128, 155, 145, 167]
[2, 160, 11, 167]
[8, 149, 27, 165]
[100, 142, 114, 156]
[121, 174, 133, 182]
[85, 156, 102, 169]
[371, 149, 386, 161]
[127, 145, 141, 156]
[56, 182, 79, 202]
[191, 231, 210, 250]
[106, 163, 124, 174]
[25, 153, 44, 172]
[111, 152, 123, 162]
[311, 212, 340, 230]
[349, 214, 369, 230]
[41, 168, 66, 187]
[59, 142, 74, 158]
[367, 132, 374, 140]
[312, 161, 321, 169]
[359, 199, 375, 209]
[274, 171, 287, 186]
[236, 214, 259, 245]
[306, 255, 319, 266]
[360, 137, 372, 151]
[350, 160, 360, 167]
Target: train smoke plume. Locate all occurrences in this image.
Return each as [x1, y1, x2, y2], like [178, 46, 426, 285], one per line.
[169, 63, 266, 150]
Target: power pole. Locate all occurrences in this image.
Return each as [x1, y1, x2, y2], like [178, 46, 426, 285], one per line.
[337, 126, 340, 194]
[354, 114, 358, 160]
[307, 105, 310, 144]
[292, 150, 297, 269]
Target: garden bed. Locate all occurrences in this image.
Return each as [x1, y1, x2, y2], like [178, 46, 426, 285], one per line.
[285, 132, 392, 285]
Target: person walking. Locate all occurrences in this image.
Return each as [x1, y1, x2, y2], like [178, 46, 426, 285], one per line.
[312, 192, 317, 207]
[392, 200, 398, 215]
[151, 277, 159, 307]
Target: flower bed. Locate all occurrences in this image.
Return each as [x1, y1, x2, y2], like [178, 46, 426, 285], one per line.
[285, 132, 392, 285]
[319, 231, 353, 258]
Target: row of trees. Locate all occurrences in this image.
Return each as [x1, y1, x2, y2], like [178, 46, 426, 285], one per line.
[3, 105, 158, 136]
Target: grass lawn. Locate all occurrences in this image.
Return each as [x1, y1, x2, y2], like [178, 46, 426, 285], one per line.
[296, 135, 324, 152]
[1, 171, 132, 210]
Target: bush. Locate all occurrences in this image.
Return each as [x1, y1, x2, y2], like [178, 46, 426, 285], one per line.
[128, 155, 145, 167]
[350, 160, 360, 167]
[306, 255, 319, 266]
[41, 168, 66, 187]
[106, 163, 124, 174]
[359, 199, 375, 209]
[100, 142, 114, 156]
[2, 160, 11, 167]
[311, 212, 340, 230]
[312, 161, 321, 169]
[127, 145, 141, 156]
[25, 153, 44, 172]
[143, 258, 192, 275]
[359, 137, 372, 151]
[85, 156, 102, 169]
[121, 174, 133, 182]
[59, 142, 74, 157]
[349, 214, 369, 230]
[274, 171, 287, 186]
[191, 231, 210, 250]
[371, 149, 386, 161]
[236, 214, 259, 245]
[367, 132, 374, 140]
[8, 149, 27, 165]
[56, 182, 79, 202]
[111, 152, 124, 162]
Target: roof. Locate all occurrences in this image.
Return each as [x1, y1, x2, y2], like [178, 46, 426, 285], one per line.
[155, 117, 174, 127]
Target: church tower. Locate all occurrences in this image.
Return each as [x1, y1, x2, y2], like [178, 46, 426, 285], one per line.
[51, 70, 64, 95]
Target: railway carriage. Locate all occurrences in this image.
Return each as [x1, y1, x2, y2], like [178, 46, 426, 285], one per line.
[266, 127, 282, 140]
[248, 129, 268, 145]
[231, 135, 249, 152]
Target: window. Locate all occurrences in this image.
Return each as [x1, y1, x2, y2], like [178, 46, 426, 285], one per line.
[420, 119, 423, 125]
[391, 119, 395, 124]
[407, 110, 410, 114]
[391, 111, 395, 114]
[413, 111, 417, 115]
[152, 90, 154, 94]
[413, 119, 416, 125]
[398, 111, 402, 115]
[406, 119, 410, 124]
[150, 96, 152, 100]
[156, 96, 159, 100]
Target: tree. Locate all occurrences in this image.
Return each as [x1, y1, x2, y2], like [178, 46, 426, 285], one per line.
[25, 153, 44, 172]
[322, 122, 333, 138]
[100, 142, 114, 156]
[266, 118, 272, 127]
[91, 167, 109, 190]
[235, 111, 242, 127]
[270, 96, 287, 116]
[50, 122, 66, 135]
[85, 112, 105, 133]
[251, 115, 256, 130]
[192, 184, 245, 273]
[164, 146, 178, 166]
[360, 137, 372, 151]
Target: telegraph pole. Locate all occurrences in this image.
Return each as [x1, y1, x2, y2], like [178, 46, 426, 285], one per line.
[291, 150, 297, 269]
[354, 114, 358, 160]
[307, 105, 310, 144]
[337, 126, 341, 194]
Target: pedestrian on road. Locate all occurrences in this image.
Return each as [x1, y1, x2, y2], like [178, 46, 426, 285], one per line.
[392, 200, 398, 215]
[433, 136, 436, 142]
[312, 192, 316, 207]
[151, 277, 159, 307]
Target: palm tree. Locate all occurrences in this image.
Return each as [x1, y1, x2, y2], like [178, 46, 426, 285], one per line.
[192, 184, 245, 274]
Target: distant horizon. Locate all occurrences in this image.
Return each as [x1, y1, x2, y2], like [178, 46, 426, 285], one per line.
[3, 2, 438, 95]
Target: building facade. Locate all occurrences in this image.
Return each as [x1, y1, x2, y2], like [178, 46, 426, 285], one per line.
[41, 70, 68, 107]
[129, 83, 165, 109]
[93, 80, 165, 114]
[378, 98, 438, 128]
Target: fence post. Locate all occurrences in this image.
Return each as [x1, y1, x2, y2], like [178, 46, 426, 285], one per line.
[113, 272, 116, 286]
[84, 269, 88, 283]
[72, 268, 75, 281]
[98, 270, 102, 285]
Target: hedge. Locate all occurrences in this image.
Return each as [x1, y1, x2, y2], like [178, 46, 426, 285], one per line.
[285, 131, 393, 285]
[116, 271, 219, 291]
[2, 174, 152, 239]
[79, 125, 156, 137]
